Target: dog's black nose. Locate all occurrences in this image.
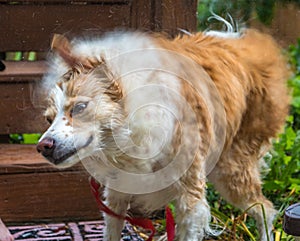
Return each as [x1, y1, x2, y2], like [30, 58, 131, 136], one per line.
[36, 137, 56, 156]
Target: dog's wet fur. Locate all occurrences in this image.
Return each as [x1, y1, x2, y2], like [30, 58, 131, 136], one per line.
[37, 29, 290, 241]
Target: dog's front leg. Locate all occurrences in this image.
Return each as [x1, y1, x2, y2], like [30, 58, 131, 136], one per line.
[103, 189, 130, 241]
[175, 178, 210, 241]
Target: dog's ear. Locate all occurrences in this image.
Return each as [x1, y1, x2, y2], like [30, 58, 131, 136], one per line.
[105, 76, 123, 102]
[94, 63, 123, 102]
[51, 34, 99, 69]
[51, 34, 78, 68]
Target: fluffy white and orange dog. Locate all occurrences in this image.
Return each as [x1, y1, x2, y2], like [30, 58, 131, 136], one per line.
[37, 28, 289, 241]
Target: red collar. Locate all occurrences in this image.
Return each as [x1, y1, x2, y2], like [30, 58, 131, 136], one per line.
[89, 177, 175, 241]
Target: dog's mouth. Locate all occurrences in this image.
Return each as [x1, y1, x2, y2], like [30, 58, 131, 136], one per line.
[44, 135, 94, 166]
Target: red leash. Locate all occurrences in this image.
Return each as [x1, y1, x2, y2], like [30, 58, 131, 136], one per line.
[89, 177, 175, 241]
[89, 177, 156, 241]
[165, 206, 176, 241]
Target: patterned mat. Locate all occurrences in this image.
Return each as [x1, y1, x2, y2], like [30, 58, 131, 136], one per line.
[9, 220, 145, 241]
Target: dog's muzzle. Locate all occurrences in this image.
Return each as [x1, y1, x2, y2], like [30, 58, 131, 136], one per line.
[37, 136, 93, 165]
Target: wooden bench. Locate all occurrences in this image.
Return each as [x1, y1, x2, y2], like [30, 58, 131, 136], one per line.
[0, 0, 197, 223]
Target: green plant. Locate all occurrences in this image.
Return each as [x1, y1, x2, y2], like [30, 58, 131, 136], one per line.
[264, 40, 300, 197]
[262, 40, 300, 239]
[10, 133, 41, 144]
[197, 0, 253, 30]
[197, 0, 300, 31]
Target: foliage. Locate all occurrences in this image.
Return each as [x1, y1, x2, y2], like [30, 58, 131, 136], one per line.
[197, 0, 253, 30]
[262, 40, 300, 239]
[197, 0, 300, 31]
[10, 133, 41, 144]
[264, 39, 300, 200]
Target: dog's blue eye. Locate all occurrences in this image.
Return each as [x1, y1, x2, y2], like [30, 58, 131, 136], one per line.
[71, 102, 88, 116]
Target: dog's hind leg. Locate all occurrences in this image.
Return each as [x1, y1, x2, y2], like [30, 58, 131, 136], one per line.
[102, 189, 130, 241]
[208, 150, 276, 241]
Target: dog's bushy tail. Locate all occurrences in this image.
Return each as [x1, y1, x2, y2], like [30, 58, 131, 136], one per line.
[232, 29, 290, 142]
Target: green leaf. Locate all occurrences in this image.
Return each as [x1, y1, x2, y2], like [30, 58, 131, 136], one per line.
[285, 127, 296, 150]
[292, 96, 300, 108]
[255, 0, 276, 25]
[289, 183, 300, 193]
[263, 181, 283, 191]
[22, 134, 41, 144]
[283, 155, 292, 165]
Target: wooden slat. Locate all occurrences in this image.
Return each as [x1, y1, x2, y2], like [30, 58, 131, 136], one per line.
[0, 144, 101, 222]
[0, 144, 57, 173]
[0, 170, 101, 222]
[0, 4, 130, 51]
[0, 144, 88, 173]
[0, 61, 47, 82]
[0, 144, 48, 166]
[159, 0, 197, 35]
[0, 81, 47, 134]
[0, 100, 46, 134]
[0, 0, 198, 51]
[0, 62, 48, 135]
[129, 0, 155, 31]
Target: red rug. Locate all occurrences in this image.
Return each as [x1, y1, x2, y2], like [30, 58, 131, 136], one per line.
[9, 220, 144, 241]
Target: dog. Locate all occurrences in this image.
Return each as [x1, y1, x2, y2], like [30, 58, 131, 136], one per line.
[37, 28, 289, 241]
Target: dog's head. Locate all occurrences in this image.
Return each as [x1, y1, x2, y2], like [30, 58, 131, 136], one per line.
[37, 35, 125, 168]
